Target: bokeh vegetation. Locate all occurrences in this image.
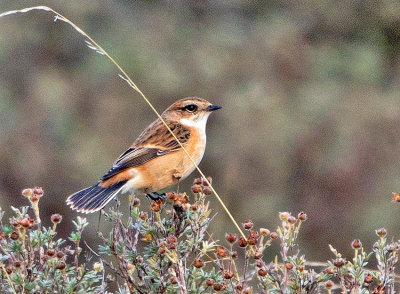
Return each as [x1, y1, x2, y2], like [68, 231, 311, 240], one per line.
[0, 0, 400, 264]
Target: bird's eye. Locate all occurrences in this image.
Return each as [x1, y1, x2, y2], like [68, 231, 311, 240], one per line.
[183, 104, 198, 112]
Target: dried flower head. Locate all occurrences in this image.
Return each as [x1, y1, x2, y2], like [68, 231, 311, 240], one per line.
[258, 268, 267, 277]
[205, 279, 214, 286]
[133, 198, 140, 207]
[253, 250, 263, 259]
[325, 280, 334, 290]
[216, 246, 228, 258]
[279, 212, 290, 221]
[351, 239, 362, 249]
[364, 273, 373, 283]
[260, 228, 270, 236]
[22, 188, 33, 198]
[191, 184, 201, 194]
[242, 220, 254, 230]
[326, 268, 335, 274]
[193, 259, 204, 268]
[376, 228, 387, 238]
[193, 178, 203, 185]
[10, 231, 19, 240]
[225, 233, 237, 243]
[332, 257, 346, 268]
[47, 249, 55, 257]
[224, 271, 234, 279]
[238, 237, 248, 247]
[247, 237, 257, 246]
[288, 216, 297, 224]
[151, 199, 163, 212]
[203, 186, 212, 195]
[213, 283, 223, 291]
[166, 192, 177, 201]
[270, 232, 278, 239]
[56, 262, 66, 270]
[285, 262, 294, 270]
[51, 213, 62, 224]
[139, 212, 148, 221]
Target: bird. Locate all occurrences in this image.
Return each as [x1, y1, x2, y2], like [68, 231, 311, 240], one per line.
[66, 97, 221, 213]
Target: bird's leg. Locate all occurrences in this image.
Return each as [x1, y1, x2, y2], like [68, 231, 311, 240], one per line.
[146, 192, 166, 201]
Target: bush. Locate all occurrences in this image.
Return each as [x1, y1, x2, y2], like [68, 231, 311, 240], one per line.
[0, 180, 399, 293]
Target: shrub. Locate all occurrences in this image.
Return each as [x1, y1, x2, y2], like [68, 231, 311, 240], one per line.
[0, 180, 399, 293]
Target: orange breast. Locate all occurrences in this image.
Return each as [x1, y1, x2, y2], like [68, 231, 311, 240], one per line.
[135, 127, 206, 191]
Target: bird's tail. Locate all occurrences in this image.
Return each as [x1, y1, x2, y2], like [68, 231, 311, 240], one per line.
[66, 181, 126, 213]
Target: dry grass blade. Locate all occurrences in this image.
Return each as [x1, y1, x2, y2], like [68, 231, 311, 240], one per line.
[0, 6, 246, 239]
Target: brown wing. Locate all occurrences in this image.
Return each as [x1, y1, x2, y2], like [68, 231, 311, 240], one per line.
[133, 120, 191, 150]
[101, 120, 190, 181]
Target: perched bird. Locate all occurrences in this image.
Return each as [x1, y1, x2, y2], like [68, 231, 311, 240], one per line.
[66, 97, 221, 213]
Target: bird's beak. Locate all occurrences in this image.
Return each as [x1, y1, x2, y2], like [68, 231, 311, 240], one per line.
[207, 104, 222, 111]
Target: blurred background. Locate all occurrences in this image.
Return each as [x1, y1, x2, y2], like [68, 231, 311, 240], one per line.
[0, 0, 400, 262]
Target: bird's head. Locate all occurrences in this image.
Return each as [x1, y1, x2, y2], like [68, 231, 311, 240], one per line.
[163, 97, 221, 128]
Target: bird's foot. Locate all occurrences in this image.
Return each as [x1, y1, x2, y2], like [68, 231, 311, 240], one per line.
[146, 192, 166, 201]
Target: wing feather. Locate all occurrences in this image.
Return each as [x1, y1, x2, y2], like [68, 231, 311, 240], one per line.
[101, 119, 190, 182]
